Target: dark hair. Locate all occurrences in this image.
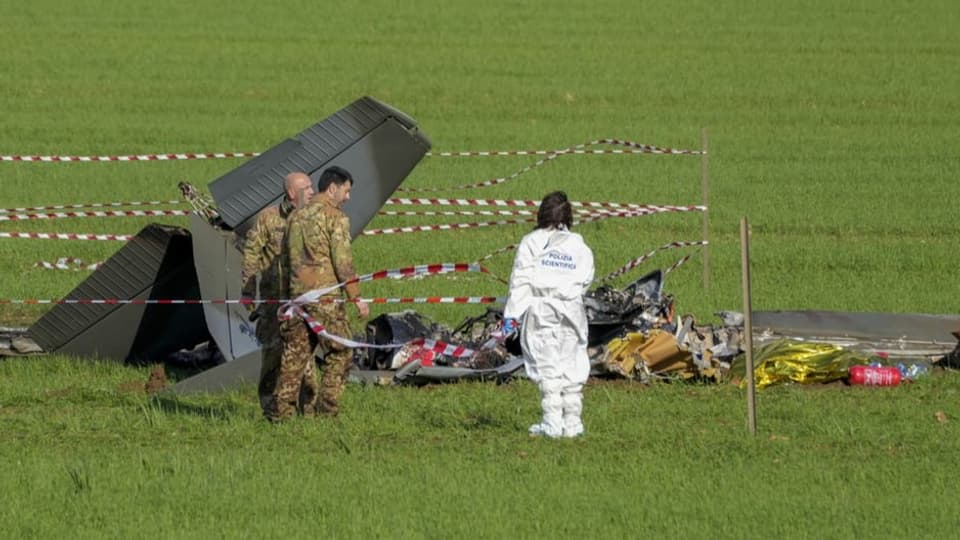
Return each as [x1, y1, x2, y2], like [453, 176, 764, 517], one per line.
[536, 191, 573, 230]
[317, 166, 353, 191]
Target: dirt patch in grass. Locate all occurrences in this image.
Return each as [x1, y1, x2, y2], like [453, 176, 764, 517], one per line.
[145, 365, 168, 393]
[116, 365, 169, 394]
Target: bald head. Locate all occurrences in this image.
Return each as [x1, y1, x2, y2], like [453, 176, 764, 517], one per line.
[284, 172, 314, 208]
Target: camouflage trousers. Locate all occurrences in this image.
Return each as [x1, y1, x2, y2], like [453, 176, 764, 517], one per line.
[256, 313, 317, 420]
[274, 303, 354, 420]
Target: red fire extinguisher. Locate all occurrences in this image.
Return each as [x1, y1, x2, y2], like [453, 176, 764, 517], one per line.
[848, 365, 901, 386]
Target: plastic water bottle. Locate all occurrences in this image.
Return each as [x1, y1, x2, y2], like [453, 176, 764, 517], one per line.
[897, 362, 929, 381]
[849, 365, 901, 386]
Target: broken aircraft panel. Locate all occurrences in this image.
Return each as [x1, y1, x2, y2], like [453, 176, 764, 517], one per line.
[26, 224, 211, 364]
[751, 310, 960, 357]
[190, 95, 432, 381]
[26, 96, 432, 371]
[209, 96, 431, 238]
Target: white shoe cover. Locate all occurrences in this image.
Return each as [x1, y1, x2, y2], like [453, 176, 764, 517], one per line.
[528, 423, 562, 438]
[561, 383, 584, 438]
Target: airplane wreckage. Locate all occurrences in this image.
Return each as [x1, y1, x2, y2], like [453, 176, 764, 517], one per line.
[3, 96, 960, 391]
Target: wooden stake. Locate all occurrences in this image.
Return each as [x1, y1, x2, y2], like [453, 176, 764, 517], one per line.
[701, 128, 710, 290]
[741, 217, 757, 435]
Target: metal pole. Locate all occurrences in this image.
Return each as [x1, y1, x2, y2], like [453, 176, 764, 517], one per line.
[701, 128, 710, 290]
[741, 217, 757, 435]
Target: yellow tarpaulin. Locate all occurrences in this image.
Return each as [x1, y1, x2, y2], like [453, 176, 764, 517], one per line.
[744, 339, 868, 390]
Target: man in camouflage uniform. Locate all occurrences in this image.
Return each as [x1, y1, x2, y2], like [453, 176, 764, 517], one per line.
[241, 171, 315, 420]
[277, 166, 370, 420]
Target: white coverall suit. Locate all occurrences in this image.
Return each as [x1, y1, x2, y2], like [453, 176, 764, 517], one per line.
[504, 226, 595, 438]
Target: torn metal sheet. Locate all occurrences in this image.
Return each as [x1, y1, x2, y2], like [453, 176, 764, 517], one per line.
[752, 311, 960, 358]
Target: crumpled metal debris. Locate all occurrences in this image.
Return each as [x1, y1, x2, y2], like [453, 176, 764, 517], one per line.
[352, 269, 739, 385]
[361, 310, 448, 369]
[601, 330, 692, 382]
[178, 181, 221, 224]
[598, 322, 731, 383]
[0, 328, 43, 357]
[354, 309, 523, 384]
[585, 269, 675, 346]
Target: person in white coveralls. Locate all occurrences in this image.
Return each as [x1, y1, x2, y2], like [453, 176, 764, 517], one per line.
[502, 191, 595, 438]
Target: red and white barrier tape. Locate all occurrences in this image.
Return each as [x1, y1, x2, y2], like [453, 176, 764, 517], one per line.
[281, 262, 491, 311]
[277, 262, 495, 355]
[363, 218, 534, 236]
[399, 138, 704, 193]
[426, 148, 693, 157]
[366, 296, 503, 305]
[0, 295, 503, 306]
[0, 231, 133, 241]
[378, 207, 626, 218]
[1, 261, 495, 305]
[365, 206, 702, 237]
[33, 258, 103, 271]
[294, 310, 397, 351]
[474, 244, 518, 263]
[439, 239, 702, 281]
[0, 208, 698, 242]
[600, 241, 708, 283]
[576, 207, 690, 222]
[0, 209, 192, 222]
[0, 298, 248, 306]
[387, 197, 706, 213]
[294, 308, 480, 357]
[346, 262, 491, 286]
[407, 337, 478, 359]
[1, 200, 184, 214]
[379, 209, 537, 218]
[0, 152, 258, 163]
[0, 138, 703, 163]
[424, 138, 705, 157]
[664, 253, 694, 275]
[397, 152, 563, 193]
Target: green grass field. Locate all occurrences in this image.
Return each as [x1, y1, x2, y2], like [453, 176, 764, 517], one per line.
[2, 0, 959, 537]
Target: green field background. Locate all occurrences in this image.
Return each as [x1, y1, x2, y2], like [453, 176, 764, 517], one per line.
[1, 1, 959, 537]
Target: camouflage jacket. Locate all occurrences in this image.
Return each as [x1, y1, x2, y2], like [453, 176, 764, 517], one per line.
[240, 198, 294, 298]
[283, 193, 360, 300]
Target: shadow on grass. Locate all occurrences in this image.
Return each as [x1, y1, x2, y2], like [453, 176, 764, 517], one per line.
[419, 407, 506, 431]
[161, 361, 217, 384]
[148, 393, 249, 420]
